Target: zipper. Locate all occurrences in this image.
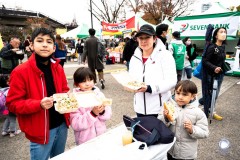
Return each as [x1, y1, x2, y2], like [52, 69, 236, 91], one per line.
[143, 64, 146, 115]
[40, 74, 47, 144]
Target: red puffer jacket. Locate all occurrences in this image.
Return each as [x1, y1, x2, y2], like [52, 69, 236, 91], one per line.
[6, 53, 70, 144]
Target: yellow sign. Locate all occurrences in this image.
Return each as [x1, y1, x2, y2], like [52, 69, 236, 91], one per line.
[0, 33, 3, 50]
[56, 28, 67, 35]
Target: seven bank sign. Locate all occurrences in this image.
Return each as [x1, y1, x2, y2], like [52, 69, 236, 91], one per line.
[174, 12, 240, 37]
[180, 23, 230, 33]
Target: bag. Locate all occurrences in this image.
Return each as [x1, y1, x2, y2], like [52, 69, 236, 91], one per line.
[0, 87, 9, 115]
[222, 62, 231, 73]
[97, 39, 106, 58]
[193, 61, 203, 79]
[123, 115, 174, 146]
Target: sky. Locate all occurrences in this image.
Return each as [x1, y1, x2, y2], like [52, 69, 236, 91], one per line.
[0, 0, 239, 27]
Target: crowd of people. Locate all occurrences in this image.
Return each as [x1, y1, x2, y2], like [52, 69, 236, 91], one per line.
[0, 24, 231, 160]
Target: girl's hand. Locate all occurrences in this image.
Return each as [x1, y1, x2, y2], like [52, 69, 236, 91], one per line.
[184, 120, 193, 134]
[92, 106, 100, 116]
[98, 105, 105, 113]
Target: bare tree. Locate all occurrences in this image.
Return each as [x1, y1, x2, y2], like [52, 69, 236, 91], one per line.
[125, 0, 144, 14]
[90, 0, 126, 23]
[141, 0, 194, 24]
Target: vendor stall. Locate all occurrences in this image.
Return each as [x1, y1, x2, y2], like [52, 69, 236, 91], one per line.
[50, 124, 175, 160]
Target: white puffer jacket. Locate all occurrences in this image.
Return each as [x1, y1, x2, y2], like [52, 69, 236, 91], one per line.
[129, 39, 177, 115]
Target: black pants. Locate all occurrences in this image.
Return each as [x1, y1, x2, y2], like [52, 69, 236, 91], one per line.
[136, 113, 158, 118]
[167, 153, 194, 160]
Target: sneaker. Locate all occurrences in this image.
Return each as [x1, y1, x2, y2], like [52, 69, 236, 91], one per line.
[14, 130, 21, 135]
[100, 79, 105, 89]
[2, 131, 8, 136]
[213, 113, 223, 121]
[9, 133, 15, 138]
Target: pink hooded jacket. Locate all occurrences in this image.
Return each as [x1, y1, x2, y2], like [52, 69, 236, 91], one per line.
[70, 87, 112, 145]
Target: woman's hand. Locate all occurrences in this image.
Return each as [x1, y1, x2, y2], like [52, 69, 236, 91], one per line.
[214, 67, 222, 74]
[135, 85, 147, 93]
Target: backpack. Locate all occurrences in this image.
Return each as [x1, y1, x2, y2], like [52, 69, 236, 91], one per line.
[123, 115, 174, 146]
[193, 24, 214, 79]
[97, 39, 106, 58]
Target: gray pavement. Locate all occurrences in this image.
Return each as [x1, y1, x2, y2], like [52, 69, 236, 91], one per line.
[0, 62, 239, 160]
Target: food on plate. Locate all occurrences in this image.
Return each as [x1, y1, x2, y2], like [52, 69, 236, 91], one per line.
[53, 93, 78, 114]
[127, 81, 145, 88]
[124, 81, 145, 92]
[101, 98, 112, 106]
[164, 102, 175, 122]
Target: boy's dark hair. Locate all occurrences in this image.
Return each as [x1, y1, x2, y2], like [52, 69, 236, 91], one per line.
[156, 24, 169, 38]
[212, 27, 227, 45]
[175, 80, 197, 95]
[73, 67, 96, 86]
[88, 28, 96, 36]
[31, 28, 55, 43]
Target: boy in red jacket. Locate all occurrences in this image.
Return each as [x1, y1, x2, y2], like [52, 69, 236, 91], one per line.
[6, 28, 70, 160]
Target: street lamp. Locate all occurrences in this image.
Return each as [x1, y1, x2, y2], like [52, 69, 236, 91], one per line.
[90, 0, 93, 28]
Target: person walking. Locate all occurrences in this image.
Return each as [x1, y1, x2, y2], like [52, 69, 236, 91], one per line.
[129, 24, 177, 118]
[6, 28, 70, 160]
[75, 39, 84, 65]
[122, 31, 138, 71]
[83, 28, 105, 89]
[202, 27, 227, 120]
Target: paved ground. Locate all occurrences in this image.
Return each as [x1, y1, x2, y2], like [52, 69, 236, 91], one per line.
[0, 61, 239, 160]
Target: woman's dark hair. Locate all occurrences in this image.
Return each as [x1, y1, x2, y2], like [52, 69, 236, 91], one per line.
[73, 67, 96, 86]
[175, 80, 197, 95]
[212, 27, 227, 45]
[182, 37, 190, 45]
[131, 31, 137, 37]
[31, 28, 55, 43]
[156, 24, 169, 38]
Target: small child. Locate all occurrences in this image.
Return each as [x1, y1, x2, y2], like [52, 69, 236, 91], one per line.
[1, 75, 21, 137]
[70, 67, 112, 145]
[163, 80, 209, 160]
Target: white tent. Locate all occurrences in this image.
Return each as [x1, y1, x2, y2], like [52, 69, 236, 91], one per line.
[61, 26, 81, 39]
[202, 2, 230, 14]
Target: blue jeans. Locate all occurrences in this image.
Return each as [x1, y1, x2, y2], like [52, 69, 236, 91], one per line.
[202, 70, 224, 117]
[184, 67, 192, 79]
[30, 122, 68, 160]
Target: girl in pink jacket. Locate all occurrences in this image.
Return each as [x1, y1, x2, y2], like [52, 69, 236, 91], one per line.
[70, 67, 112, 145]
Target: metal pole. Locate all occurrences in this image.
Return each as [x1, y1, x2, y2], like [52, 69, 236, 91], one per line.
[90, 0, 93, 28]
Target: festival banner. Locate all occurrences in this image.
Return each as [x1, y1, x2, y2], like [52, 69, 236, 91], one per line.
[101, 16, 135, 35]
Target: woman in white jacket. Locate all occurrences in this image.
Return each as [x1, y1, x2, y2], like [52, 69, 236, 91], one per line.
[129, 24, 177, 117]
